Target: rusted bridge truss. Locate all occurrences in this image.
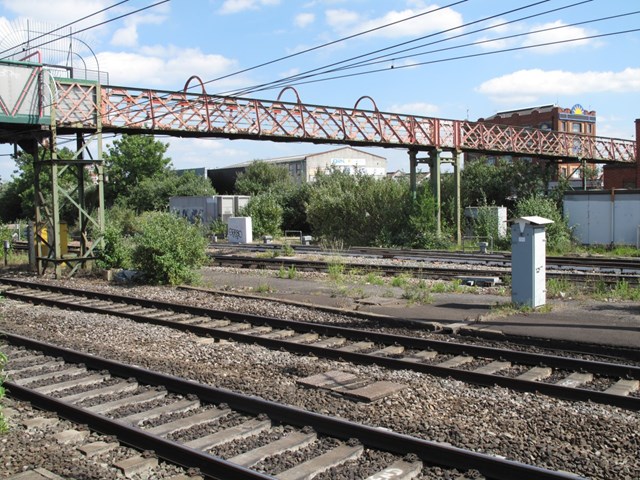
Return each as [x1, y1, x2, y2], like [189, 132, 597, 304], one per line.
[0, 61, 637, 277]
[56, 77, 635, 163]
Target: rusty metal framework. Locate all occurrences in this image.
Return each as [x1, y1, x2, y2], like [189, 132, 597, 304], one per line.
[52, 76, 636, 164]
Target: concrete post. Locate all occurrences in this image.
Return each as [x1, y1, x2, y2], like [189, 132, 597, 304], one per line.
[454, 151, 462, 246]
[408, 149, 417, 199]
[429, 149, 441, 236]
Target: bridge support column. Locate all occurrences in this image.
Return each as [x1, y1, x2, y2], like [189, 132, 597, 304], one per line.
[454, 151, 462, 246]
[409, 149, 418, 199]
[429, 149, 442, 237]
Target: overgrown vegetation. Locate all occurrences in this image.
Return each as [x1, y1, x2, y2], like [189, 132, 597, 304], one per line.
[130, 212, 208, 285]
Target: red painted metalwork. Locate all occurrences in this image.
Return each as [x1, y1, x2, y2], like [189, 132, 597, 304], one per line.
[51, 79, 635, 163]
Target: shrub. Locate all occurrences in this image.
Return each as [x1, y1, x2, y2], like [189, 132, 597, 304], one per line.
[96, 224, 133, 270]
[513, 196, 574, 253]
[239, 193, 283, 237]
[131, 212, 207, 285]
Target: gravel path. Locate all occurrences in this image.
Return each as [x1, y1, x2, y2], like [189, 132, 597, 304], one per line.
[0, 274, 638, 479]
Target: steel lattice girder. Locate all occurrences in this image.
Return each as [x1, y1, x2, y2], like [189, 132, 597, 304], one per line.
[50, 79, 636, 163]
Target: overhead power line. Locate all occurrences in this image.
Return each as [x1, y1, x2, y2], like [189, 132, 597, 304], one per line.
[244, 8, 640, 95]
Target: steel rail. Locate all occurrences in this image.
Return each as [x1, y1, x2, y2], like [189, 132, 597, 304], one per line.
[2, 279, 639, 411]
[209, 254, 640, 285]
[1, 331, 584, 480]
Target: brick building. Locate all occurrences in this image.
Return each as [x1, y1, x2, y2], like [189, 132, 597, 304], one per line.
[602, 119, 640, 189]
[473, 104, 598, 184]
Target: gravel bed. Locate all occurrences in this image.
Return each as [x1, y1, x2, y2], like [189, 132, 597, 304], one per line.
[7, 271, 638, 367]
[1, 277, 639, 479]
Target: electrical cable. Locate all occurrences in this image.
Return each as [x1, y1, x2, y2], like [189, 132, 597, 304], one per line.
[226, 0, 556, 97]
[243, 8, 640, 95]
[203, 0, 469, 87]
[232, 0, 594, 96]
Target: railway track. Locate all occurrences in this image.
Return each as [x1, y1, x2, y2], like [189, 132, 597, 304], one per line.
[209, 253, 640, 287]
[218, 244, 640, 273]
[1, 278, 638, 411]
[1, 332, 584, 480]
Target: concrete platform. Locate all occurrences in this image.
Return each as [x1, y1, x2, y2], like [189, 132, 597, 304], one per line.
[198, 267, 640, 355]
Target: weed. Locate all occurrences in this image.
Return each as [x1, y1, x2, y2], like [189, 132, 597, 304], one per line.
[327, 258, 345, 283]
[391, 274, 410, 288]
[280, 243, 295, 257]
[285, 266, 297, 279]
[491, 301, 552, 316]
[546, 278, 576, 298]
[593, 279, 640, 301]
[255, 283, 274, 294]
[364, 272, 385, 286]
[402, 281, 433, 305]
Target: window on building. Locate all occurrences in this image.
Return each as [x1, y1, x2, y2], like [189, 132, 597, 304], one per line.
[587, 123, 593, 134]
[561, 121, 566, 131]
[572, 123, 581, 133]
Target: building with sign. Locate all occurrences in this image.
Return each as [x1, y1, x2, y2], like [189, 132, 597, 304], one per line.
[207, 146, 387, 193]
[471, 104, 599, 187]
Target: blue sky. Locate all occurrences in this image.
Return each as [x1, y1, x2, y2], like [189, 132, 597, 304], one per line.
[0, 0, 638, 180]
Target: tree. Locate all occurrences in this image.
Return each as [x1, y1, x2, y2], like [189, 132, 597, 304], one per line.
[123, 170, 216, 213]
[104, 135, 171, 206]
[0, 146, 82, 223]
[306, 171, 411, 246]
[239, 193, 283, 237]
[234, 161, 293, 196]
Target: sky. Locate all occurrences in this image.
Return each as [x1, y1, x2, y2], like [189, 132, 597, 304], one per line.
[0, 0, 638, 181]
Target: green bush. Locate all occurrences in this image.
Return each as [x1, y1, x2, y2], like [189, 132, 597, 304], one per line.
[306, 171, 411, 247]
[96, 224, 133, 270]
[239, 193, 283, 237]
[513, 196, 574, 253]
[131, 212, 207, 285]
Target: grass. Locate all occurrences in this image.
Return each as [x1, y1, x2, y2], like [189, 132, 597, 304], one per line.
[490, 301, 553, 316]
[592, 279, 640, 301]
[327, 258, 345, 283]
[254, 283, 275, 294]
[401, 279, 433, 305]
[277, 265, 297, 280]
[363, 271, 385, 286]
[391, 274, 411, 288]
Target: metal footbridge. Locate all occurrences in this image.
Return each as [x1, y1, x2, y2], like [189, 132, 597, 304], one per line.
[0, 60, 636, 276]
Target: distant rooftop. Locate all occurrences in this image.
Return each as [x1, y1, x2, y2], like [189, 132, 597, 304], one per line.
[217, 146, 385, 170]
[483, 104, 557, 121]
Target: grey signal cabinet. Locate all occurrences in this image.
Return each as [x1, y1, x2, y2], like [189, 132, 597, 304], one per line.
[510, 216, 554, 308]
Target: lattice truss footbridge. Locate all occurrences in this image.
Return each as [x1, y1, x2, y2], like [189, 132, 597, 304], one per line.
[0, 32, 635, 276]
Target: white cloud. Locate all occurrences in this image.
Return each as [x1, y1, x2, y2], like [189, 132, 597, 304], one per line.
[387, 101, 439, 117]
[0, 0, 110, 25]
[326, 5, 463, 38]
[111, 24, 137, 47]
[219, 0, 280, 15]
[110, 12, 168, 48]
[477, 68, 640, 104]
[522, 21, 592, 54]
[295, 13, 315, 28]
[97, 48, 239, 89]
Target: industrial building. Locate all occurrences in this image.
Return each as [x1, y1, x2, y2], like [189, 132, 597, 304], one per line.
[472, 104, 600, 187]
[207, 146, 387, 194]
